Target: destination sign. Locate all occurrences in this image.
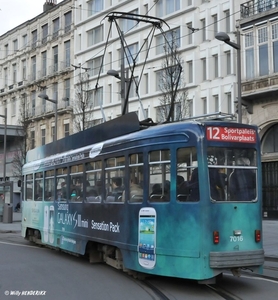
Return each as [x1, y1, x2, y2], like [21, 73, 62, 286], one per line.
[206, 126, 256, 143]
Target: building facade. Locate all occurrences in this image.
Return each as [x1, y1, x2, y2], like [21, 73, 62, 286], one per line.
[73, 0, 245, 123]
[240, 0, 278, 218]
[0, 0, 75, 201]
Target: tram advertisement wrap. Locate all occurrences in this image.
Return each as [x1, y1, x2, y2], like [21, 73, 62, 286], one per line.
[206, 126, 256, 143]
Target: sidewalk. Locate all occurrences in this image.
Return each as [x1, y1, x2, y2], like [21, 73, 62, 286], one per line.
[0, 212, 21, 233]
[0, 213, 277, 258]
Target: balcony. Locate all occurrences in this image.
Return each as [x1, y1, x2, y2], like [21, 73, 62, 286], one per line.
[26, 101, 73, 122]
[241, 0, 278, 18]
[242, 73, 278, 102]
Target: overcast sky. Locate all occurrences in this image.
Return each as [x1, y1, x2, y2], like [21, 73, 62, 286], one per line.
[0, 0, 63, 36]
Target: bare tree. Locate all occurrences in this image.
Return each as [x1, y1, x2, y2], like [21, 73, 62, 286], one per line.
[12, 96, 32, 181]
[158, 31, 189, 123]
[73, 71, 94, 132]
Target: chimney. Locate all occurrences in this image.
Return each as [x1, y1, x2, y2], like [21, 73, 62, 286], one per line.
[43, 0, 57, 12]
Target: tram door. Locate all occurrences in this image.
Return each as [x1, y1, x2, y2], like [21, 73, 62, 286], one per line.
[262, 161, 278, 219]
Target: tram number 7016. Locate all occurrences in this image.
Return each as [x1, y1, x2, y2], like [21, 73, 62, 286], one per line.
[230, 236, 243, 242]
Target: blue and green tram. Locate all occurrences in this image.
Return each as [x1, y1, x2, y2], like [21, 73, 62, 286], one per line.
[21, 113, 264, 282]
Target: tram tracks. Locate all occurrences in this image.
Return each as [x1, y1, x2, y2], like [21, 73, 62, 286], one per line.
[206, 284, 244, 300]
[139, 260, 278, 300]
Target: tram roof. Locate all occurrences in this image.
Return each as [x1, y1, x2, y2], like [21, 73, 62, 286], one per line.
[25, 112, 257, 164]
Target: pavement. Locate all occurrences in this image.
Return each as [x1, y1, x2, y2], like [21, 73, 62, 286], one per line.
[0, 212, 277, 258]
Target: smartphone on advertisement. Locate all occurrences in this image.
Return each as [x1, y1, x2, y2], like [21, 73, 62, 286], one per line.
[138, 207, 156, 269]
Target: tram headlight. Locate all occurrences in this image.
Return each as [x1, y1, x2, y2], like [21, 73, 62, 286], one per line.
[213, 231, 219, 244]
[255, 230, 261, 242]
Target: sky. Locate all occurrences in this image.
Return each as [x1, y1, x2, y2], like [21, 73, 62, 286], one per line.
[0, 0, 63, 36]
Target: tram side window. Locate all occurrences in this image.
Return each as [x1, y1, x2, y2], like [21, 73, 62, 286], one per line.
[122, 153, 144, 203]
[69, 164, 83, 202]
[176, 147, 199, 202]
[149, 150, 170, 202]
[57, 167, 68, 201]
[105, 156, 125, 202]
[34, 172, 43, 201]
[25, 174, 33, 201]
[207, 147, 257, 202]
[44, 170, 54, 201]
[85, 160, 102, 202]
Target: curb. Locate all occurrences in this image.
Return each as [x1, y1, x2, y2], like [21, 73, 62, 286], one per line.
[0, 230, 21, 234]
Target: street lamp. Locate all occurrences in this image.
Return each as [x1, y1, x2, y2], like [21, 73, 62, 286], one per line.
[215, 31, 242, 123]
[38, 93, 58, 141]
[0, 108, 7, 182]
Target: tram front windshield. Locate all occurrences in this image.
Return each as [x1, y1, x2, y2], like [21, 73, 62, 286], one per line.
[207, 147, 257, 202]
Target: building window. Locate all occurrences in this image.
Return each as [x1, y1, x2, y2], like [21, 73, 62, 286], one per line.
[212, 15, 218, 33]
[214, 95, 219, 112]
[77, 34, 82, 51]
[272, 23, 278, 73]
[214, 55, 218, 78]
[88, 0, 103, 16]
[156, 65, 181, 92]
[31, 56, 36, 81]
[22, 34, 28, 47]
[119, 9, 139, 32]
[64, 11, 72, 33]
[201, 19, 206, 41]
[187, 22, 193, 44]
[156, 27, 180, 55]
[156, 103, 184, 123]
[53, 46, 58, 72]
[89, 86, 103, 107]
[226, 92, 232, 114]
[245, 31, 255, 80]
[4, 44, 8, 57]
[144, 73, 149, 94]
[128, 76, 139, 98]
[64, 123, 70, 137]
[11, 97, 16, 116]
[156, 0, 180, 17]
[262, 124, 278, 153]
[64, 78, 70, 105]
[53, 18, 60, 38]
[226, 51, 231, 75]
[13, 39, 18, 52]
[42, 51, 47, 77]
[64, 40, 71, 68]
[31, 91, 36, 116]
[88, 25, 103, 46]
[12, 64, 17, 83]
[202, 58, 207, 81]
[124, 43, 139, 65]
[51, 125, 55, 142]
[258, 27, 268, 76]
[88, 56, 103, 76]
[41, 128, 46, 146]
[31, 131, 35, 149]
[31, 30, 37, 49]
[187, 60, 193, 83]
[225, 10, 230, 32]
[202, 97, 207, 114]
[22, 60, 27, 80]
[42, 24, 48, 44]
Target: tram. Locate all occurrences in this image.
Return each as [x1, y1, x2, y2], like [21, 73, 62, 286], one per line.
[21, 112, 264, 283]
